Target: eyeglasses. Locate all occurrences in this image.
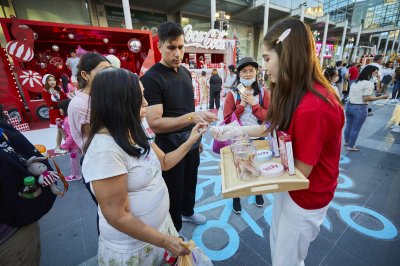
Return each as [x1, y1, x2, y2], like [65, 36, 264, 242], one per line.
[240, 69, 256, 75]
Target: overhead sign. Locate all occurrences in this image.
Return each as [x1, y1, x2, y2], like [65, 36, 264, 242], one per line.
[316, 42, 334, 58]
[183, 24, 227, 50]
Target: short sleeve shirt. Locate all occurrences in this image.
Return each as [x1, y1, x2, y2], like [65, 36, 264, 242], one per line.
[349, 80, 374, 104]
[82, 134, 169, 251]
[287, 83, 344, 210]
[66, 57, 80, 77]
[68, 90, 90, 150]
[141, 63, 195, 133]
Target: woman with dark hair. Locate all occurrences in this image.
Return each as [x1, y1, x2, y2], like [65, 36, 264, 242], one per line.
[68, 53, 110, 152]
[323, 66, 340, 96]
[344, 65, 390, 151]
[213, 18, 344, 264]
[209, 69, 222, 109]
[41, 74, 68, 153]
[223, 57, 270, 213]
[380, 61, 394, 94]
[82, 67, 206, 265]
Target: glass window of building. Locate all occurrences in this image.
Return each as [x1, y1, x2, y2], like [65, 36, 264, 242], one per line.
[104, 5, 166, 29]
[12, 0, 91, 25]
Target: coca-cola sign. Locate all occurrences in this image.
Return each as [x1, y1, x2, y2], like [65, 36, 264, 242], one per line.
[183, 24, 227, 50]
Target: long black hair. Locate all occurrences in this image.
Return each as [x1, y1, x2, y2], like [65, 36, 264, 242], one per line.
[60, 74, 69, 93]
[76, 53, 109, 90]
[83, 67, 150, 157]
[357, 65, 378, 83]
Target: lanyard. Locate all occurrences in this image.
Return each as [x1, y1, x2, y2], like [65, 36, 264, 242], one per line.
[0, 127, 27, 165]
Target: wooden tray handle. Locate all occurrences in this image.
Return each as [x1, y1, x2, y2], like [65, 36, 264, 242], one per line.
[250, 184, 279, 193]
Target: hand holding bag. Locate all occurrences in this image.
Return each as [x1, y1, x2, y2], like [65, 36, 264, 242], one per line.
[212, 112, 242, 154]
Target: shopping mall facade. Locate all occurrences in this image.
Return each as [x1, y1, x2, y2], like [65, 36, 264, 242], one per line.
[0, 0, 399, 66]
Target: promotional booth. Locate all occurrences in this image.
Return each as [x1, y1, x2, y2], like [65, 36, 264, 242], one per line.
[0, 18, 154, 123]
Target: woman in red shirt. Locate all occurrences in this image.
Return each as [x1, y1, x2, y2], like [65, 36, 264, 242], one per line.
[212, 18, 344, 265]
[41, 74, 68, 153]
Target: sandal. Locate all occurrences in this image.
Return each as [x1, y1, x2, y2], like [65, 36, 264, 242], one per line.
[346, 147, 360, 151]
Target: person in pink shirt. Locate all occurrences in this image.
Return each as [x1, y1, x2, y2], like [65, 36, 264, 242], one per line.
[58, 99, 81, 181]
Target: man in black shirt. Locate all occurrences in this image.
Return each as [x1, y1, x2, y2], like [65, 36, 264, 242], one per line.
[141, 22, 217, 232]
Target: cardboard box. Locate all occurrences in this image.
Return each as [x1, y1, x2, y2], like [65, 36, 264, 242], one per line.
[278, 131, 296, 175]
[220, 140, 309, 198]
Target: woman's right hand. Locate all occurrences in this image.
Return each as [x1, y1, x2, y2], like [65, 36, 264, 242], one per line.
[188, 123, 208, 145]
[380, 94, 390, 100]
[164, 236, 191, 257]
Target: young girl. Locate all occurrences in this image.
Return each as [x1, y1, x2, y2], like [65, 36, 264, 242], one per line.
[223, 56, 270, 214]
[323, 66, 340, 96]
[41, 74, 68, 154]
[58, 99, 81, 182]
[214, 18, 344, 265]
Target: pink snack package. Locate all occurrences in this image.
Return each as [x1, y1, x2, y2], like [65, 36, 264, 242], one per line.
[278, 131, 296, 175]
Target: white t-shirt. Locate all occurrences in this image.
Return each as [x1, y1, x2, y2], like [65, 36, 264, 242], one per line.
[82, 134, 169, 252]
[68, 90, 90, 150]
[349, 80, 374, 104]
[224, 73, 236, 88]
[66, 57, 80, 77]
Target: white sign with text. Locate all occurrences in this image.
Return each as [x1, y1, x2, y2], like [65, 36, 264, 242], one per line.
[183, 24, 227, 50]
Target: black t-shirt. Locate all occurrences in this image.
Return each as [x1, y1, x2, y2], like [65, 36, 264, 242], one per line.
[141, 63, 194, 133]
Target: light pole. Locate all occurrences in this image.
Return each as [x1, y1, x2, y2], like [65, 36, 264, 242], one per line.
[215, 11, 230, 32]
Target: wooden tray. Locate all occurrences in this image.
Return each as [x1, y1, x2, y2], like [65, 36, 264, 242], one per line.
[220, 140, 309, 198]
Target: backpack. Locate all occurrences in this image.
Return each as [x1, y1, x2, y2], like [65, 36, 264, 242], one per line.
[336, 67, 343, 84]
[0, 121, 57, 227]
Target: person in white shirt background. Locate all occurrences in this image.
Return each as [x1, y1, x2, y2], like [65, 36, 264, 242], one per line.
[66, 49, 80, 83]
[223, 65, 236, 97]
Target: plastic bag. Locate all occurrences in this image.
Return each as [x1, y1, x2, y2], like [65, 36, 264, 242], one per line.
[177, 240, 213, 266]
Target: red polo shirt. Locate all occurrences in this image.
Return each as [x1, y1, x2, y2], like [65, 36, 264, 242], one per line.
[287, 83, 344, 210]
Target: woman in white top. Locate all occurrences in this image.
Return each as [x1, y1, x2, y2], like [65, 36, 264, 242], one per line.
[82, 68, 207, 265]
[380, 61, 394, 94]
[344, 65, 390, 151]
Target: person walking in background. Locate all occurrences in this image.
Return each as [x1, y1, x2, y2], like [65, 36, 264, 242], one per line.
[141, 22, 217, 232]
[198, 71, 209, 109]
[223, 56, 270, 213]
[391, 67, 400, 102]
[347, 63, 360, 93]
[41, 74, 68, 154]
[223, 65, 236, 97]
[323, 66, 340, 96]
[209, 68, 222, 109]
[380, 61, 394, 95]
[60, 74, 77, 99]
[58, 99, 81, 182]
[335, 61, 344, 96]
[66, 49, 80, 83]
[82, 68, 207, 265]
[344, 65, 390, 151]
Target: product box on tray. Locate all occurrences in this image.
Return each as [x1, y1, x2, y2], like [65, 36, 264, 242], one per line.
[278, 131, 296, 175]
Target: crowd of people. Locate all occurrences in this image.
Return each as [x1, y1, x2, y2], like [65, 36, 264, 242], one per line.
[1, 17, 400, 266]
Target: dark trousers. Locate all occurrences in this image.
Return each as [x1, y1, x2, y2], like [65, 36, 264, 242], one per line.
[156, 135, 200, 231]
[209, 90, 220, 109]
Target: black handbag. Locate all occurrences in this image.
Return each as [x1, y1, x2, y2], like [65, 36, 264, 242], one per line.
[158, 129, 201, 151]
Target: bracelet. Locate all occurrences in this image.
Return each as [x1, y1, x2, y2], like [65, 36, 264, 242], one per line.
[188, 112, 194, 121]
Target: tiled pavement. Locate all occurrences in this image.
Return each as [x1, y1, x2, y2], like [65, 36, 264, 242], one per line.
[31, 101, 400, 266]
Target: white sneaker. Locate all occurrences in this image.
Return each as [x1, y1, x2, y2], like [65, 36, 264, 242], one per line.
[390, 124, 400, 129]
[182, 213, 207, 225]
[54, 147, 67, 154]
[391, 127, 400, 133]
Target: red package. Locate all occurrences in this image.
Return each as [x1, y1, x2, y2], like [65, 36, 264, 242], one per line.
[278, 131, 296, 175]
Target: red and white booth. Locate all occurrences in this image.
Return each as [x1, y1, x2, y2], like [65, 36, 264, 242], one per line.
[0, 17, 154, 124]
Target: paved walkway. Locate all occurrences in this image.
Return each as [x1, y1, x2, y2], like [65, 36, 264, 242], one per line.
[26, 101, 400, 266]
